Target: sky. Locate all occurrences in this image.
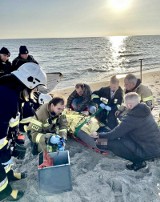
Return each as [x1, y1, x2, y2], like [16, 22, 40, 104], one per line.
[0, 0, 160, 39]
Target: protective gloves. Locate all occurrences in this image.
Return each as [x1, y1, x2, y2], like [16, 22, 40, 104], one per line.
[48, 135, 66, 151]
[99, 103, 111, 111]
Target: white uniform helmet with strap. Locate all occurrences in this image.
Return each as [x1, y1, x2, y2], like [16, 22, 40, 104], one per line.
[12, 62, 47, 89]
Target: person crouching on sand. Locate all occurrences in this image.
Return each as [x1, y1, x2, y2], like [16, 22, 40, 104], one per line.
[91, 92, 160, 171]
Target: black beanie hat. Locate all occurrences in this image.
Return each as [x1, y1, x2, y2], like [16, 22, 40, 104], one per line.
[19, 46, 29, 54]
[0, 47, 10, 56]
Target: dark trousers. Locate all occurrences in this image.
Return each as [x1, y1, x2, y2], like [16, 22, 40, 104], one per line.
[97, 138, 146, 163]
[96, 110, 118, 130]
[0, 162, 12, 200]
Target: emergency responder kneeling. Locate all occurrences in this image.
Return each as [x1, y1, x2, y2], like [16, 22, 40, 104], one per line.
[27, 97, 68, 167]
[0, 62, 47, 201]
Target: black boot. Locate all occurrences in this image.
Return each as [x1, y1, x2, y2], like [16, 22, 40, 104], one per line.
[126, 161, 147, 171]
[7, 170, 27, 182]
[5, 190, 24, 201]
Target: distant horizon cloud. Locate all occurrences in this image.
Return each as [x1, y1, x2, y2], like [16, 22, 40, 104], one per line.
[0, 0, 160, 39]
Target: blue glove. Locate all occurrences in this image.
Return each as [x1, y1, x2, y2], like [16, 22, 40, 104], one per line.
[99, 103, 111, 111]
[50, 135, 65, 151]
[99, 103, 106, 109]
[50, 135, 61, 144]
[105, 105, 111, 111]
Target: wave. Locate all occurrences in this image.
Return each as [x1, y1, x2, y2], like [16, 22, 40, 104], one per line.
[84, 67, 107, 73]
[65, 47, 84, 50]
[119, 53, 142, 57]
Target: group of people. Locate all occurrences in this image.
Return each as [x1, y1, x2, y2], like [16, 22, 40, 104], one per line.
[65, 73, 160, 172]
[0, 45, 160, 201]
[0, 46, 52, 201]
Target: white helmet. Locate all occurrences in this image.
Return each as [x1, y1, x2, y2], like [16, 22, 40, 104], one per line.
[38, 93, 52, 104]
[12, 62, 47, 89]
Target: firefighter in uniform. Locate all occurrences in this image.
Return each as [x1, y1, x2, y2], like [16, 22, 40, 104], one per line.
[91, 76, 123, 129]
[27, 97, 68, 155]
[0, 63, 47, 201]
[117, 73, 154, 118]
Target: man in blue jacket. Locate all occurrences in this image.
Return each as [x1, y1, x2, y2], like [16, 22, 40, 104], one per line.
[0, 63, 47, 201]
[92, 92, 160, 171]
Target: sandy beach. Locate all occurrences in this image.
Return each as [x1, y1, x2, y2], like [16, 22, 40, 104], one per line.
[10, 69, 160, 202]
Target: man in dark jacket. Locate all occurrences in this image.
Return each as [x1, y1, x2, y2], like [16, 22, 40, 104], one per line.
[0, 47, 12, 77]
[92, 92, 160, 171]
[91, 76, 123, 129]
[12, 46, 38, 71]
[12, 46, 39, 132]
[0, 63, 47, 201]
[66, 83, 92, 113]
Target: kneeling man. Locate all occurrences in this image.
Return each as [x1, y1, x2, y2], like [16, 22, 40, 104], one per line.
[92, 92, 160, 171]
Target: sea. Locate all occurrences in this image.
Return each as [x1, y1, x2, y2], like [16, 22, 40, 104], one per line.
[0, 35, 160, 89]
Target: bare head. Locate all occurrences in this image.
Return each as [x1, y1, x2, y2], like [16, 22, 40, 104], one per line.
[110, 75, 119, 92]
[75, 83, 85, 96]
[49, 97, 65, 115]
[124, 74, 137, 91]
[124, 92, 140, 109]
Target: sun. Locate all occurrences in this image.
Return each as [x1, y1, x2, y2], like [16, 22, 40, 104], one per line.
[108, 0, 132, 11]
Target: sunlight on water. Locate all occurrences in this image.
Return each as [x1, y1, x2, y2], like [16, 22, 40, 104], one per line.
[108, 36, 128, 72]
[109, 36, 127, 59]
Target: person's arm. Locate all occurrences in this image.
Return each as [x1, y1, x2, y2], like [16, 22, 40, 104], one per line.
[98, 116, 135, 140]
[91, 88, 105, 104]
[58, 114, 68, 140]
[137, 85, 154, 109]
[11, 58, 19, 71]
[66, 90, 77, 108]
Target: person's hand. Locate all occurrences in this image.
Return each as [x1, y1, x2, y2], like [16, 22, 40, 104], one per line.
[90, 132, 99, 138]
[81, 111, 89, 116]
[115, 110, 121, 117]
[96, 138, 108, 146]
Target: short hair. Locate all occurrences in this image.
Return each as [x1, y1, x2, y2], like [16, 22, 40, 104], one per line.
[124, 92, 140, 104]
[49, 97, 64, 106]
[125, 74, 137, 85]
[110, 75, 119, 84]
[75, 83, 84, 89]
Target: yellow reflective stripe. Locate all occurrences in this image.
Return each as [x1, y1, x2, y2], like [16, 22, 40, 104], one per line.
[4, 164, 12, 173]
[59, 129, 67, 133]
[0, 138, 8, 150]
[142, 96, 153, 102]
[0, 177, 8, 192]
[20, 117, 33, 124]
[91, 94, 100, 100]
[36, 133, 43, 143]
[30, 119, 42, 127]
[9, 119, 19, 128]
[43, 123, 50, 127]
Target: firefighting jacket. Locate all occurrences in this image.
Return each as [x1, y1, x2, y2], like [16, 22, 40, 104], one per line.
[27, 103, 68, 152]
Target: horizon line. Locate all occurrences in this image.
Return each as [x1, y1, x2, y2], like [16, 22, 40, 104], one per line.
[0, 34, 160, 40]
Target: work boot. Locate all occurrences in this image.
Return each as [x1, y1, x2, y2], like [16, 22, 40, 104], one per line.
[5, 190, 24, 201]
[126, 161, 147, 171]
[8, 170, 27, 182]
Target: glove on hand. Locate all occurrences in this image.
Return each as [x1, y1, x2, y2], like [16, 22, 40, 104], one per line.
[99, 103, 111, 111]
[49, 135, 65, 151]
[50, 135, 61, 144]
